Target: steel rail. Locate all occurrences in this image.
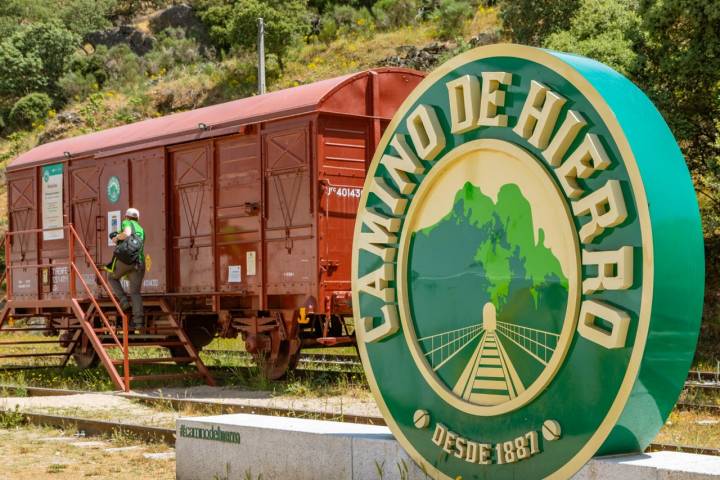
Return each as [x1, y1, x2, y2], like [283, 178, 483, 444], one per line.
[202, 349, 362, 367]
[0, 409, 175, 445]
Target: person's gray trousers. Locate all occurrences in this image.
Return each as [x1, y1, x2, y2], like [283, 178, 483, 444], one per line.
[107, 259, 145, 327]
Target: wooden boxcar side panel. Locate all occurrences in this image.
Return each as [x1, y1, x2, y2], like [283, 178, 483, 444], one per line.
[263, 121, 315, 301]
[215, 135, 262, 300]
[130, 148, 166, 293]
[170, 142, 215, 293]
[7, 170, 38, 299]
[68, 159, 101, 297]
[317, 116, 368, 312]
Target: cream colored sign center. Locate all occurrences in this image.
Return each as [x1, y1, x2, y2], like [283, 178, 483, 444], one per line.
[397, 139, 581, 416]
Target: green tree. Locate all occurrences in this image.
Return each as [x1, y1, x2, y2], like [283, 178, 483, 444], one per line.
[635, 0, 720, 190]
[59, 0, 116, 37]
[195, 0, 236, 51]
[228, 0, 311, 70]
[498, 0, 580, 46]
[544, 0, 641, 75]
[0, 42, 46, 98]
[7, 21, 78, 99]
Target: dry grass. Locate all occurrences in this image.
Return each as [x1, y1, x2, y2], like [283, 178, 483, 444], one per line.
[0, 425, 174, 479]
[278, 24, 438, 89]
[656, 409, 720, 449]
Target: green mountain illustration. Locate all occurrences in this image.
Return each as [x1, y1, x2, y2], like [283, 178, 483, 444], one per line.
[418, 182, 568, 308]
[408, 182, 569, 388]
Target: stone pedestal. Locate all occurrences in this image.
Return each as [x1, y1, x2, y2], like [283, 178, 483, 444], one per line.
[176, 414, 720, 480]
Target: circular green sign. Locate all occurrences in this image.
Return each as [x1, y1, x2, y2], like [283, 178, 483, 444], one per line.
[352, 44, 704, 479]
[107, 175, 121, 204]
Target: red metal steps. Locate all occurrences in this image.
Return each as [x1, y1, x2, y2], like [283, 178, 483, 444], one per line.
[0, 225, 216, 392]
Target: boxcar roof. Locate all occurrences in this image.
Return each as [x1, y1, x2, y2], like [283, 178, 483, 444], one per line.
[9, 67, 423, 170]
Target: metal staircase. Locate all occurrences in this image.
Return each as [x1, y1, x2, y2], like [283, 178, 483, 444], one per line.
[0, 224, 215, 392]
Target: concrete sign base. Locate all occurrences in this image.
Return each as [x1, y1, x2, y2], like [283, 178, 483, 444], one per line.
[175, 414, 720, 480]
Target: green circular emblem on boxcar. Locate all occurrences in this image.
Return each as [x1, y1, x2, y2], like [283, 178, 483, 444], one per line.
[351, 44, 704, 479]
[107, 175, 120, 203]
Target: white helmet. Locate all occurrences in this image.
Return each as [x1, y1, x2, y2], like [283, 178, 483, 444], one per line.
[125, 207, 140, 219]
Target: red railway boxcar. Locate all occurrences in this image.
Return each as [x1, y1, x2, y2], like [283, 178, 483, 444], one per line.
[1, 68, 425, 389]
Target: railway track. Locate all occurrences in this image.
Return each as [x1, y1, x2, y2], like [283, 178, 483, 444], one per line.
[0, 385, 717, 458]
[202, 349, 362, 368]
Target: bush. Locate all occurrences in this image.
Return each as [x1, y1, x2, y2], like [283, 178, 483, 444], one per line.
[103, 44, 144, 86]
[499, 0, 579, 46]
[144, 29, 203, 77]
[9, 93, 53, 130]
[58, 71, 99, 101]
[431, 0, 473, 40]
[372, 0, 419, 30]
[544, 0, 641, 75]
[317, 15, 339, 43]
[319, 4, 374, 42]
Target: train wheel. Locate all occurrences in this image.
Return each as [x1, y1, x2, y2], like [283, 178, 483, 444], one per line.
[258, 338, 301, 380]
[72, 348, 99, 368]
[182, 315, 218, 349]
[70, 332, 100, 369]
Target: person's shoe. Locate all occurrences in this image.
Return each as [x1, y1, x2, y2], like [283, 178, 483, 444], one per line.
[132, 318, 145, 334]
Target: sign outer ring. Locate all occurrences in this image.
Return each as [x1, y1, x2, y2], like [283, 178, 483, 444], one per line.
[352, 43, 703, 480]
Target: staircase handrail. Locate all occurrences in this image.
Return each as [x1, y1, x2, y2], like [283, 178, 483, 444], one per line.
[3, 225, 129, 382]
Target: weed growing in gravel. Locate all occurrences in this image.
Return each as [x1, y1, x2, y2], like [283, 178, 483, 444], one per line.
[0, 406, 25, 428]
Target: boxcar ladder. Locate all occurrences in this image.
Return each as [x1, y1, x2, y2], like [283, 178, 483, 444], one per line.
[0, 225, 215, 392]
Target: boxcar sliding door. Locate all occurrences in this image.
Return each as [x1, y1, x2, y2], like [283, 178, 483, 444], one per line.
[7, 172, 38, 299]
[263, 123, 315, 305]
[170, 142, 215, 294]
[215, 135, 262, 306]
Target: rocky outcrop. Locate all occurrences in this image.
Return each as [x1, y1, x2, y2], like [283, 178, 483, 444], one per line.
[380, 42, 450, 71]
[149, 4, 211, 48]
[380, 30, 501, 71]
[85, 25, 156, 56]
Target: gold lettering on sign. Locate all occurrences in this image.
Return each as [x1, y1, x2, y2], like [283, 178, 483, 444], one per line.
[369, 176, 406, 216]
[556, 133, 611, 199]
[407, 104, 446, 160]
[356, 263, 394, 303]
[382, 134, 425, 195]
[514, 80, 566, 149]
[478, 71, 512, 127]
[577, 300, 630, 349]
[356, 208, 399, 261]
[542, 110, 587, 167]
[582, 246, 634, 294]
[572, 180, 628, 244]
[361, 304, 399, 344]
[446, 75, 480, 134]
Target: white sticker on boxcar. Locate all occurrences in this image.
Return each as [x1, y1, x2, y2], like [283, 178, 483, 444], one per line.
[107, 210, 121, 246]
[228, 265, 242, 283]
[246, 251, 257, 276]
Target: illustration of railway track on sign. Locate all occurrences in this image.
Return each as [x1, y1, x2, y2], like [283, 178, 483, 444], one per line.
[409, 172, 571, 409]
